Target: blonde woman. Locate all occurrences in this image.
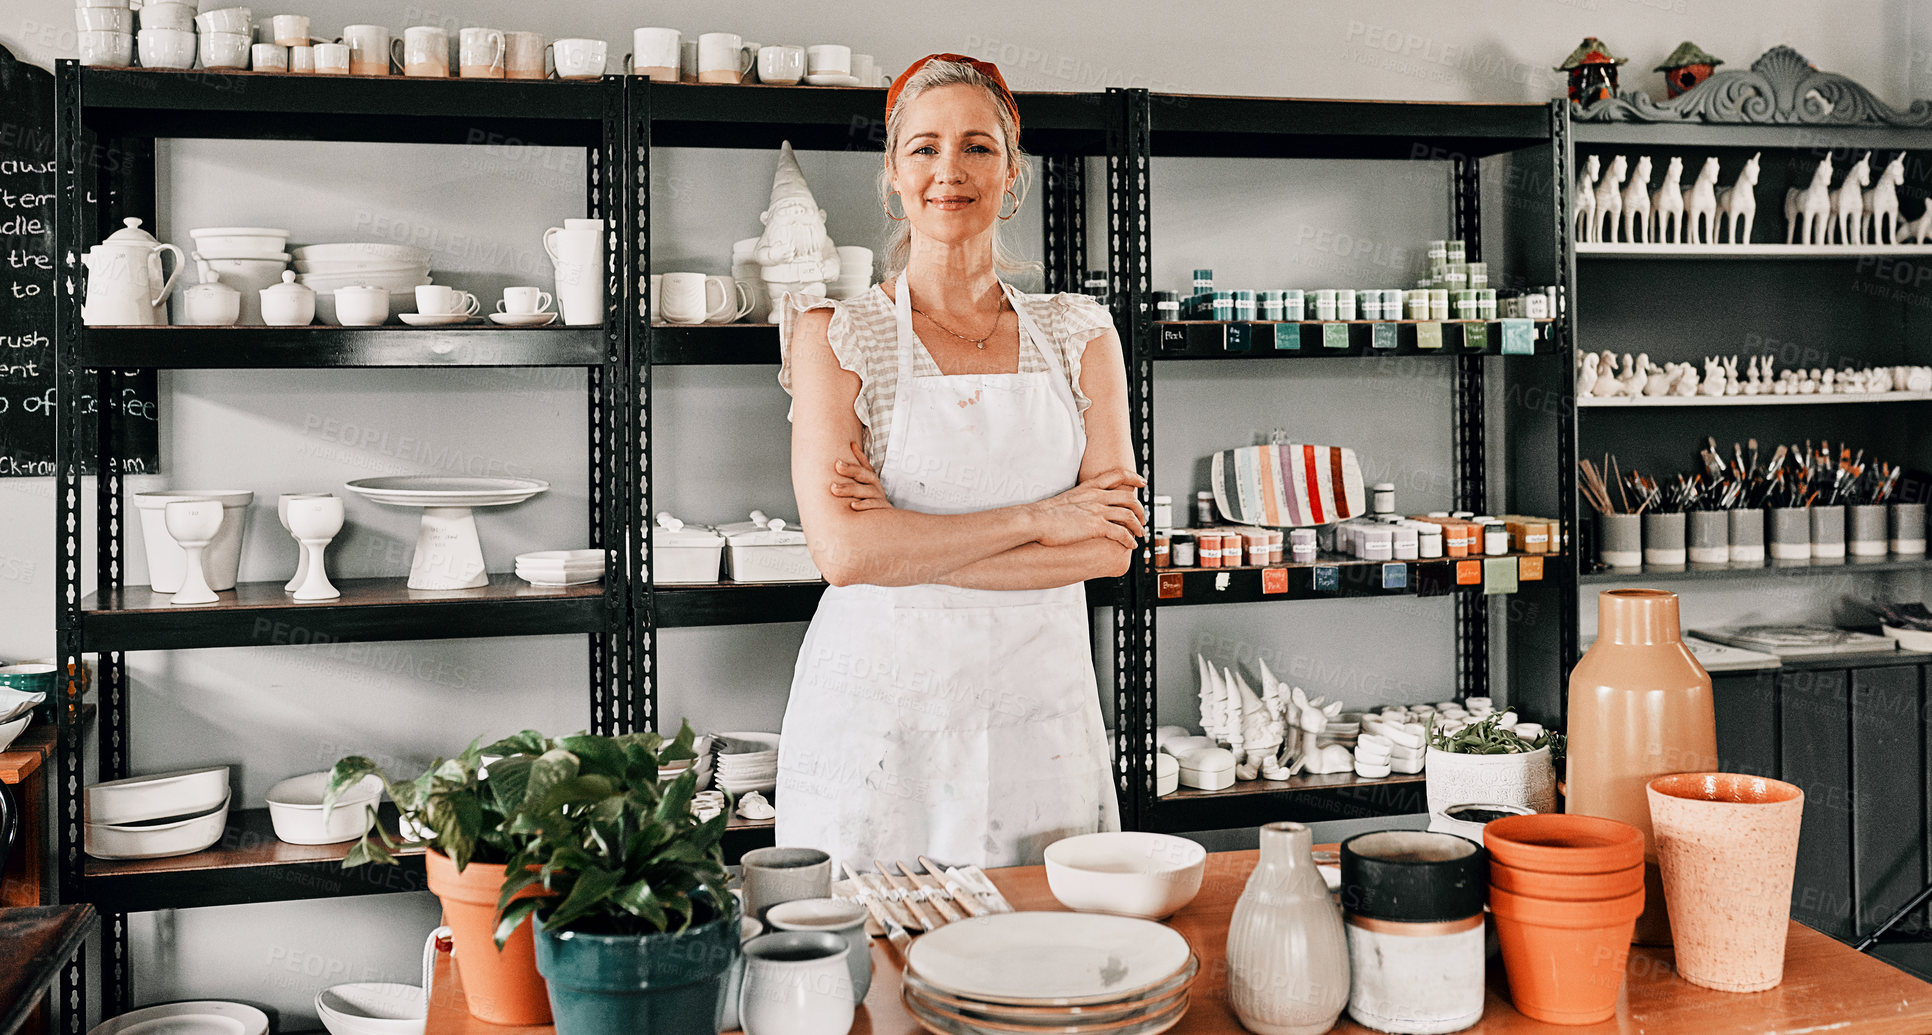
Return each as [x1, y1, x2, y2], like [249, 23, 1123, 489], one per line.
[775, 54, 1143, 869]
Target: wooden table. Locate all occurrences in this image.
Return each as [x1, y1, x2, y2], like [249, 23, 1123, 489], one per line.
[0, 905, 95, 1035]
[426, 849, 1932, 1035]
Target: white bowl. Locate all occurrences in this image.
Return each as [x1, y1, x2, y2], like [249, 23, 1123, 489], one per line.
[1883, 625, 1932, 652]
[138, 3, 198, 30]
[189, 227, 289, 258]
[292, 259, 431, 275]
[85, 790, 230, 860]
[315, 982, 424, 1035]
[0, 714, 29, 752]
[0, 683, 47, 722]
[265, 772, 381, 845]
[87, 1001, 270, 1035]
[1043, 831, 1207, 920]
[85, 764, 231, 825]
[293, 243, 432, 265]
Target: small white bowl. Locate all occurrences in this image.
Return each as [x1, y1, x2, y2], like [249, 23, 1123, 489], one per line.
[0, 714, 30, 752]
[85, 765, 230, 826]
[189, 227, 289, 259]
[315, 982, 424, 1035]
[85, 791, 230, 860]
[1883, 625, 1932, 652]
[265, 772, 381, 845]
[1044, 831, 1207, 920]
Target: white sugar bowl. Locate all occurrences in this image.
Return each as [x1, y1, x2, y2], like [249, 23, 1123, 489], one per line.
[260, 271, 316, 327]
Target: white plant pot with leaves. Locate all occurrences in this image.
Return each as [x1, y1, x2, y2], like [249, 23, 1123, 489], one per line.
[1424, 716, 1560, 822]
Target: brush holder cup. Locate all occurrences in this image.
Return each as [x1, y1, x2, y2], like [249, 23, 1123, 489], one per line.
[1598, 513, 1641, 569]
[1642, 512, 1686, 566]
[1809, 505, 1846, 560]
[1728, 508, 1765, 563]
[1768, 507, 1810, 561]
[1688, 511, 1729, 565]
[1892, 503, 1927, 556]
[1849, 504, 1889, 558]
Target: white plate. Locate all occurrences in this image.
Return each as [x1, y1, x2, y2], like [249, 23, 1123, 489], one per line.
[0, 714, 29, 752]
[89, 1003, 270, 1035]
[517, 572, 603, 587]
[803, 72, 861, 86]
[398, 313, 473, 326]
[518, 549, 610, 566]
[345, 476, 548, 509]
[906, 913, 1192, 1004]
[488, 312, 558, 327]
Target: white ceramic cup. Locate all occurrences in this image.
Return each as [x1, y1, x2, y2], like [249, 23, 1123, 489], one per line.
[415, 285, 478, 316]
[703, 275, 753, 323]
[312, 42, 350, 74]
[550, 38, 606, 79]
[192, 6, 250, 35]
[740, 931, 854, 1035]
[806, 44, 850, 78]
[250, 43, 287, 71]
[459, 27, 505, 78]
[198, 30, 248, 69]
[504, 31, 544, 79]
[544, 227, 604, 324]
[697, 32, 753, 84]
[333, 285, 390, 326]
[288, 44, 314, 73]
[79, 31, 134, 67]
[660, 272, 725, 325]
[756, 45, 804, 85]
[339, 25, 389, 76]
[137, 28, 197, 69]
[629, 27, 679, 81]
[563, 217, 605, 232]
[138, 3, 196, 31]
[75, 0, 131, 8]
[265, 13, 307, 47]
[498, 286, 553, 314]
[393, 26, 449, 77]
[851, 53, 876, 85]
[75, 8, 134, 33]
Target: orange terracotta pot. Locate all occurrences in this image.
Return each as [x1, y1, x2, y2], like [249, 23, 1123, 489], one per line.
[1647, 773, 1805, 993]
[424, 849, 553, 1026]
[1481, 813, 1644, 874]
[1489, 860, 1644, 901]
[1490, 885, 1644, 1025]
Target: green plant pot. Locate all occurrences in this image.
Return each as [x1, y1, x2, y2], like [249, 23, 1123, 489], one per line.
[535, 895, 742, 1035]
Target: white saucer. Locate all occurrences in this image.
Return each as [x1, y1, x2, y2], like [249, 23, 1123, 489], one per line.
[344, 476, 549, 508]
[517, 572, 603, 587]
[803, 72, 861, 86]
[398, 313, 473, 326]
[489, 312, 558, 327]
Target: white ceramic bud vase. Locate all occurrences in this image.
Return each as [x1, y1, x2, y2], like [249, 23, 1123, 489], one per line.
[1226, 822, 1350, 1035]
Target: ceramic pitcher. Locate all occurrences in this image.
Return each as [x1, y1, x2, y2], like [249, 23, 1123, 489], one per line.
[1226, 822, 1349, 1035]
[82, 217, 184, 326]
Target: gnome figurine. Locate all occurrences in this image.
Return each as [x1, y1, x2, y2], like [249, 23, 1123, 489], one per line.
[754, 141, 841, 320]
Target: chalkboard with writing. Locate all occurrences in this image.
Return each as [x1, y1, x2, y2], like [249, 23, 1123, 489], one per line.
[0, 45, 157, 477]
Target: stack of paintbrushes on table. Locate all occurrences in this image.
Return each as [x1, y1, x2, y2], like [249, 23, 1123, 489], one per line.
[835, 858, 1015, 948]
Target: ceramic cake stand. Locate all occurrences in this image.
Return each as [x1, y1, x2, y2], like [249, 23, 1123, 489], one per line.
[344, 476, 548, 590]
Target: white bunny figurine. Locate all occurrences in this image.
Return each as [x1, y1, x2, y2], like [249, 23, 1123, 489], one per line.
[1700, 357, 1725, 395]
[1723, 356, 1741, 394]
[1744, 356, 1762, 395]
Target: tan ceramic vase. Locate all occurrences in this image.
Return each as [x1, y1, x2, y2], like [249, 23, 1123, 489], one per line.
[1566, 589, 1718, 945]
[1647, 773, 1805, 992]
[1227, 822, 1350, 1035]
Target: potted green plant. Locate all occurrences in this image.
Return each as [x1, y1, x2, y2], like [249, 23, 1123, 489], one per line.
[326, 731, 556, 1026]
[492, 723, 738, 1035]
[1424, 713, 1566, 826]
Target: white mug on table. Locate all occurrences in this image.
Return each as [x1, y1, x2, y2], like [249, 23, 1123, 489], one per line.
[550, 37, 606, 79]
[459, 27, 505, 79]
[704, 275, 753, 324]
[504, 31, 545, 79]
[393, 26, 449, 77]
[697, 32, 753, 84]
[499, 286, 553, 315]
[628, 27, 679, 81]
[339, 25, 389, 76]
[416, 285, 478, 316]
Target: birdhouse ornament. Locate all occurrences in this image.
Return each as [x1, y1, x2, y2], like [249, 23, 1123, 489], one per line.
[1556, 37, 1627, 106]
[1655, 41, 1723, 98]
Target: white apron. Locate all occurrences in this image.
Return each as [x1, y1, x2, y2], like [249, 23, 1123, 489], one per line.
[775, 273, 1121, 871]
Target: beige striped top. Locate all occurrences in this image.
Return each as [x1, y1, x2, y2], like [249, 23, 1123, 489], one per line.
[777, 285, 1115, 471]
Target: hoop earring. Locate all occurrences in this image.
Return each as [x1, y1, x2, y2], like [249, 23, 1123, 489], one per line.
[884, 191, 908, 221]
[998, 189, 1021, 221]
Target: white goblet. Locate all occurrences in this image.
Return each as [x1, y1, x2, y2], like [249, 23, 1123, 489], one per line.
[285, 496, 345, 601]
[278, 492, 333, 592]
[163, 499, 224, 605]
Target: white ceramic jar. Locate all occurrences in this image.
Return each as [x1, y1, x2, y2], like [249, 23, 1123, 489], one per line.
[739, 930, 853, 1035]
[259, 270, 315, 326]
[1227, 822, 1349, 1035]
[177, 279, 241, 326]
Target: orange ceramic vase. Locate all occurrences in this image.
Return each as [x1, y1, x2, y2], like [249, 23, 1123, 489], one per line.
[425, 849, 553, 1025]
[1566, 589, 1718, 945]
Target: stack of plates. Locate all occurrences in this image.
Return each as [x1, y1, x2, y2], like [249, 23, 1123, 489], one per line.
[516, 549, 610, 587]
[1319, 715, 1361, 748]
[292, 243, 433, 325]
[659, 734, 713, 790]
[713, 731, 778, 794]
[902, 913, 1197, 1035]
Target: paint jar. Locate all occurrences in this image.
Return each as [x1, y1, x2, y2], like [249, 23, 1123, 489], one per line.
[1232, 290, 1257, 322]
[1194, 491, 1217, 526]
[1153, 532, 1171, 567]
[1483, 523, 1510, 556]
[1362, 527, 1393, 561]
[1445, 240, 1466, 264]
[1199, 532, 1226, 568]
[1441, 520, 1474, 558]
[1426, 240, 1448, 264]
[1809, 505, 1846, 560]
[1454, 290, 1478, 320]
[1643, 512, 1687, 565]
[1290, 528, 1316, 563]
[1849, 504, 1888, 558]
[1267, 530, 1284, 564]
[1428, 289, 1449, 321]
[1281, 289, 1305, 321]
[1170, 532, 1196, 567]
[1259, 291, 1284, 321]
[1442, 264, 1469, 293]
[1154, 291, 1180, 321]
[1371, 482, 1396, 515]
[1416, 524, 1443, 559]
[1152, 495, 1173, 530]
[1891, 502, 1926, 555]
[1314, 290, 1338, 321]
[1212, 291, 1234, 321]
[1768, 507, 1810, 561]
[1405, 290, 1429, 319]
[1599, 512, 1641, 568]
[1361, 293, 1383, 320]
[1688, 510, 1729, 564]
[1340, 831, 1487, 1035]
[1392, 525, 1419, 560]
[1468, 262, 1488, 289]
[1192, 268, 1214, 293]
[1383, 289, 1407, 318]
[1478, 289, 1497, 320]
[1337, 289, 1357, 321]
[1728, 508, 1765, 562]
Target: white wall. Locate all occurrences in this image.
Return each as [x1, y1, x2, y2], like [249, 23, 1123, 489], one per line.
[0, 0, 1915, 1018]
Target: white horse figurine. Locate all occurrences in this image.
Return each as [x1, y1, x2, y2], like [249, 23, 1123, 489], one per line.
[1573, 154, 1600, 243]
[1681, 158, 1720, 245]
[1620, 156, 1653, 244]
[1716, 152, 1760, 245]
[1786, 154, 1834, 245]
[1864, 153, 1906, 245]
[1650, 157, 1684, 244]
[1593, 155, 1628, 244]
[1907, 201, 1932, 244]
[1830, 152, 1872, 245]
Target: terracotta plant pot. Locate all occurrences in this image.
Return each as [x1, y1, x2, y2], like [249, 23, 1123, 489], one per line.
[1490, 884, 1644, 1025]
[425, 849, 553, 1025]
[1481, 813, 1644, 874]
[1489, 860, 1643, 901]
[1647, 773, 1805, 993]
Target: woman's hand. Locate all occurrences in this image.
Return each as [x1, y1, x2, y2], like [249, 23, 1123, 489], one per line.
[830, 441, 892, 511]
[1028, 468, 1148, 549]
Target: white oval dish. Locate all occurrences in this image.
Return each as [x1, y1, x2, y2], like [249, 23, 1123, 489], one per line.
[85, 764, 231, 825]
[315, 982, 425, 1035]
[265, 772, 381, 845]
[85, 790, 230, 860]
[1044, 831, 1207, 919]
[86, 1001, 270, 1035]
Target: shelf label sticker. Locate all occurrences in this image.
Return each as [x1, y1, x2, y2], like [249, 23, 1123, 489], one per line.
[1519, 555, 1544, 581]
[1158, 572, 1184, 599]
[1160, 324, 1188, 352]
[1226, 322, 1252, 352]
[1456, 560, 1482, 585]
[1262, 567, 1289, 594]
[1313, 565, 1340, 592]
[1322, 323, 1349, 349]
[1382, 562, 1407, 589]
[1500, 318, 1535, 355]
[1273, 323, 1301, 350]
[1371, 322, 1398, 350]
[1463, 322, 1489, 351]
[1416, 322, 1444, 349]
[1484, 557, 1519, 595]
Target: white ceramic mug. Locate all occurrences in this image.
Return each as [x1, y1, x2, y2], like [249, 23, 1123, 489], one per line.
[739, 931, 854, 1035]
[393, 26, 449, 77]
[137, 3, 196, 31]
[136, 28, 196, 69]
[697, 32, 753, 84]
[659, 272, 726, 325]
[79, 31, 134, 67]
[197, 30, 249, 69]
[498, 286, 553, 314]
[264, 13, 307, 46]
[703, 275, 753, 323]
[75, 8, 134, 33]
[288, 44, 315, 73]
[851, 53, 876, 85]
[550, 37, 606, 79]
[756, 45, 804, 85]
[415, 285, 478, 316]
[544, 228, 604, 324]
[459, 27, 505, 78]
[333, 285, 390, 326]
[312, 42, 350, 74]
[805, 44, 850, 78]
[339, 25, 389, 75]
[193, 6, 251, 35]
[504, 31, 544, 79]
[629, 27, 679, 81]
[250, 43, 287, 71]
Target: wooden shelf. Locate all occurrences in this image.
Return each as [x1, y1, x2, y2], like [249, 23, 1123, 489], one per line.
[1579, 391, 1932, 408]
[81, 575, 613, 651]
[1577, 242, 1932, 259]
[1153, 552, 1561, 606]
[79, 325, 608, 369]
[1147, 771, 1426, 832]
[1582, 555, 1932, 584]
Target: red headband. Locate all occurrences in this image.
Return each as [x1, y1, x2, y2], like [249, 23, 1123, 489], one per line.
[885, 53, 1021, 130]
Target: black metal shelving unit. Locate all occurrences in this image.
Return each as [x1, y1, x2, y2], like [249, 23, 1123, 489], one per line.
[52, 65, 630, 1027]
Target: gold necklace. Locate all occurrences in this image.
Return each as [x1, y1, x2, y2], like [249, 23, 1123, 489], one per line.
[911, 299, 1006, 350]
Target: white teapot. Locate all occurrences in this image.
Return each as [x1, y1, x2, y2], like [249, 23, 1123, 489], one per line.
[81, 217, 184, 326]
